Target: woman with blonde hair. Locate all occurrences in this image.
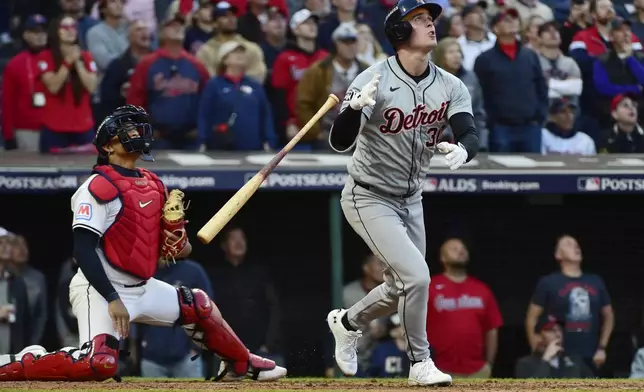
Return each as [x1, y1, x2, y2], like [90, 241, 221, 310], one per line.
[355, 23, 388, 65]
[433, 37, 488, 151]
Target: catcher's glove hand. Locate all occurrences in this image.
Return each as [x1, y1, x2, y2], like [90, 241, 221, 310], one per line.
[160, 189, 190, 264]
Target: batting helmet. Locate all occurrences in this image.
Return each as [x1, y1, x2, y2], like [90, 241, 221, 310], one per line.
[94, 104, 154, 162]
[384, 0, 443, 49]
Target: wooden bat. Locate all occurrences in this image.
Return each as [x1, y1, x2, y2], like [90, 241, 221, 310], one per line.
[197, 94, 341, 244]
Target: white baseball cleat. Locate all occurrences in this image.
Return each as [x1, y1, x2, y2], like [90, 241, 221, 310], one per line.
[326, 308, 362, 376]
[408, 357, 453, 386]
[216, 361, 287, 382]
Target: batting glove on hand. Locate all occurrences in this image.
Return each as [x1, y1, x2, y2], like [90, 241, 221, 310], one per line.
[436, 142, 468, 170]
[350, 73, 380, 110]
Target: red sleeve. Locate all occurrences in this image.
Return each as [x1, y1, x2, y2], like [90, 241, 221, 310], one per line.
[271, 53, 291, 89]
[37, 50, 56, 77]
[483, 285, 503, 332]
[632, 32, 641, 44]
[126, 53, 154, 109]
[1, 58, 17, 141]
[227, 0, 247, 16]
[188, 55, 211, 89]
[81, 51, 98, 73]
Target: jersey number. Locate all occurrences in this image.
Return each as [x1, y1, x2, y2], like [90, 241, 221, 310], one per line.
[425, 126, 446, 148]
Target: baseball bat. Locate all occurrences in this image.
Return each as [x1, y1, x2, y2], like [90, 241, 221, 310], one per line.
[197, 94, 341, 244]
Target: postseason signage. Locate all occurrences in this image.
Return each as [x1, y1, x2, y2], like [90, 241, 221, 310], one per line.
[0, 152, 643, 194]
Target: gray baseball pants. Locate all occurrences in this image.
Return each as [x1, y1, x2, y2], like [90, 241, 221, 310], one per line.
[340, 176, 430, 362]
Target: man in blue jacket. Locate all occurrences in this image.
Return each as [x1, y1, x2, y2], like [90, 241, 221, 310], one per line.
[138, 259, 214, 378]
[197, 41, 278, 151]
[474, 8, 549, 153]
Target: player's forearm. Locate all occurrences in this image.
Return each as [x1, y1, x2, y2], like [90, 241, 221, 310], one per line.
[448, 112, 479, 161]
[329, 107, 363, 151]
[72, 228, 120, 303]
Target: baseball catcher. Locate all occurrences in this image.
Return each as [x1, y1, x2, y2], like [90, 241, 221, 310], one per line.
[0, 105, 287, 382]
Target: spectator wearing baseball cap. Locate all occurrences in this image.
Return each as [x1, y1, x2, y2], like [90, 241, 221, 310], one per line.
[1, 14, 48, 151]
[196, 1, 267, 83]
[297, 23, 368, 148]
[474, 7, 548, 153]
[600, 94, 644, 153]
[197, 41, 278, 151]
[592, 18, 644, 132]
[542, 98, 596, 156]
[457, 1, 496, 71]
[271, 9, 328, 148]
[536, 21, 583, 108]
[516, 315, 594, 378]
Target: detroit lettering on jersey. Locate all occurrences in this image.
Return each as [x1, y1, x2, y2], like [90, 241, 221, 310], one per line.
[336, 56, 473, 196]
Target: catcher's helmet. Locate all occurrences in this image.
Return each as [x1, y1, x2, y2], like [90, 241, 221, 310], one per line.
[384, 0, 443, 49]
[94, 104, 154, 162]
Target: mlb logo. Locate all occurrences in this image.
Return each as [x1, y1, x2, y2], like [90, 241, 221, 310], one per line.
[424, 177, 438, 192]
[75, 203, 92, 220]
[577, 177, 600, 191]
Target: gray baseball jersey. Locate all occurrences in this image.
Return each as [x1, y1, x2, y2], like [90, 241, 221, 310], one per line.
[332, 56, 473, 196]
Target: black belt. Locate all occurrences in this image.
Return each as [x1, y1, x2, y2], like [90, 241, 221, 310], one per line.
[123, 281, 146, 288]
[353, 179, 414, 199]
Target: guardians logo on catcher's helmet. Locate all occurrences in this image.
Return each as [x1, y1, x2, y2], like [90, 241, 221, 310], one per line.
[94, 104, 155, 163]
[384, 0, 444, 48]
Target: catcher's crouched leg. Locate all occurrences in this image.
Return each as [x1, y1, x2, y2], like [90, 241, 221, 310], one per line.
[0, 334, 119, 381]
[177, 286, 287, 381]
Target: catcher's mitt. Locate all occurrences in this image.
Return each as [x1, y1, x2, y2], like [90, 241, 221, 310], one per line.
[160, 189, 190, 264]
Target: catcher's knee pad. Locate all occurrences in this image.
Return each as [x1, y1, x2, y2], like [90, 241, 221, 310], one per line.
[178, 286, 274, 376]
[0, 334, 119, 381]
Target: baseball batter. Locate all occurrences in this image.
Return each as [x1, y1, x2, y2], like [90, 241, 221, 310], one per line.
[326, 0, 479, 386]
[0, 105, 287, 383]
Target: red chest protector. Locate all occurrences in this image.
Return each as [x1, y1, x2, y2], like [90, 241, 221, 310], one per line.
[88, 165, 165, 280]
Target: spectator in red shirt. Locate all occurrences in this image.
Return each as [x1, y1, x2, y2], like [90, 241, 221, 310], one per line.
[1, 15, 48, 151]
[426, 238, 503, 378]
[38, 15, 98, 153]
[271, 9, 327, 148]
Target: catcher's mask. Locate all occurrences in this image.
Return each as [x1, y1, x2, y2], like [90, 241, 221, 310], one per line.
[94, 104, 154, 162]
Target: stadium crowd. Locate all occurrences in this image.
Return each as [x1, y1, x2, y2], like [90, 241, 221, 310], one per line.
[0, 0, 644, 382]
[0, 0, 644, 154]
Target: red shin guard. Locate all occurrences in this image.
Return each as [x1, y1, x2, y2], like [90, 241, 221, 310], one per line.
[177, 287, 276, 376]
[0, 334, 119, 381]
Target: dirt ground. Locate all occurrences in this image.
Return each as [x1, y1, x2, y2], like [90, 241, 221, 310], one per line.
[1, 379, 644, 391]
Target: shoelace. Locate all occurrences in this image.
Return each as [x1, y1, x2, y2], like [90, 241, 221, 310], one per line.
[342, 331, 363, 356]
